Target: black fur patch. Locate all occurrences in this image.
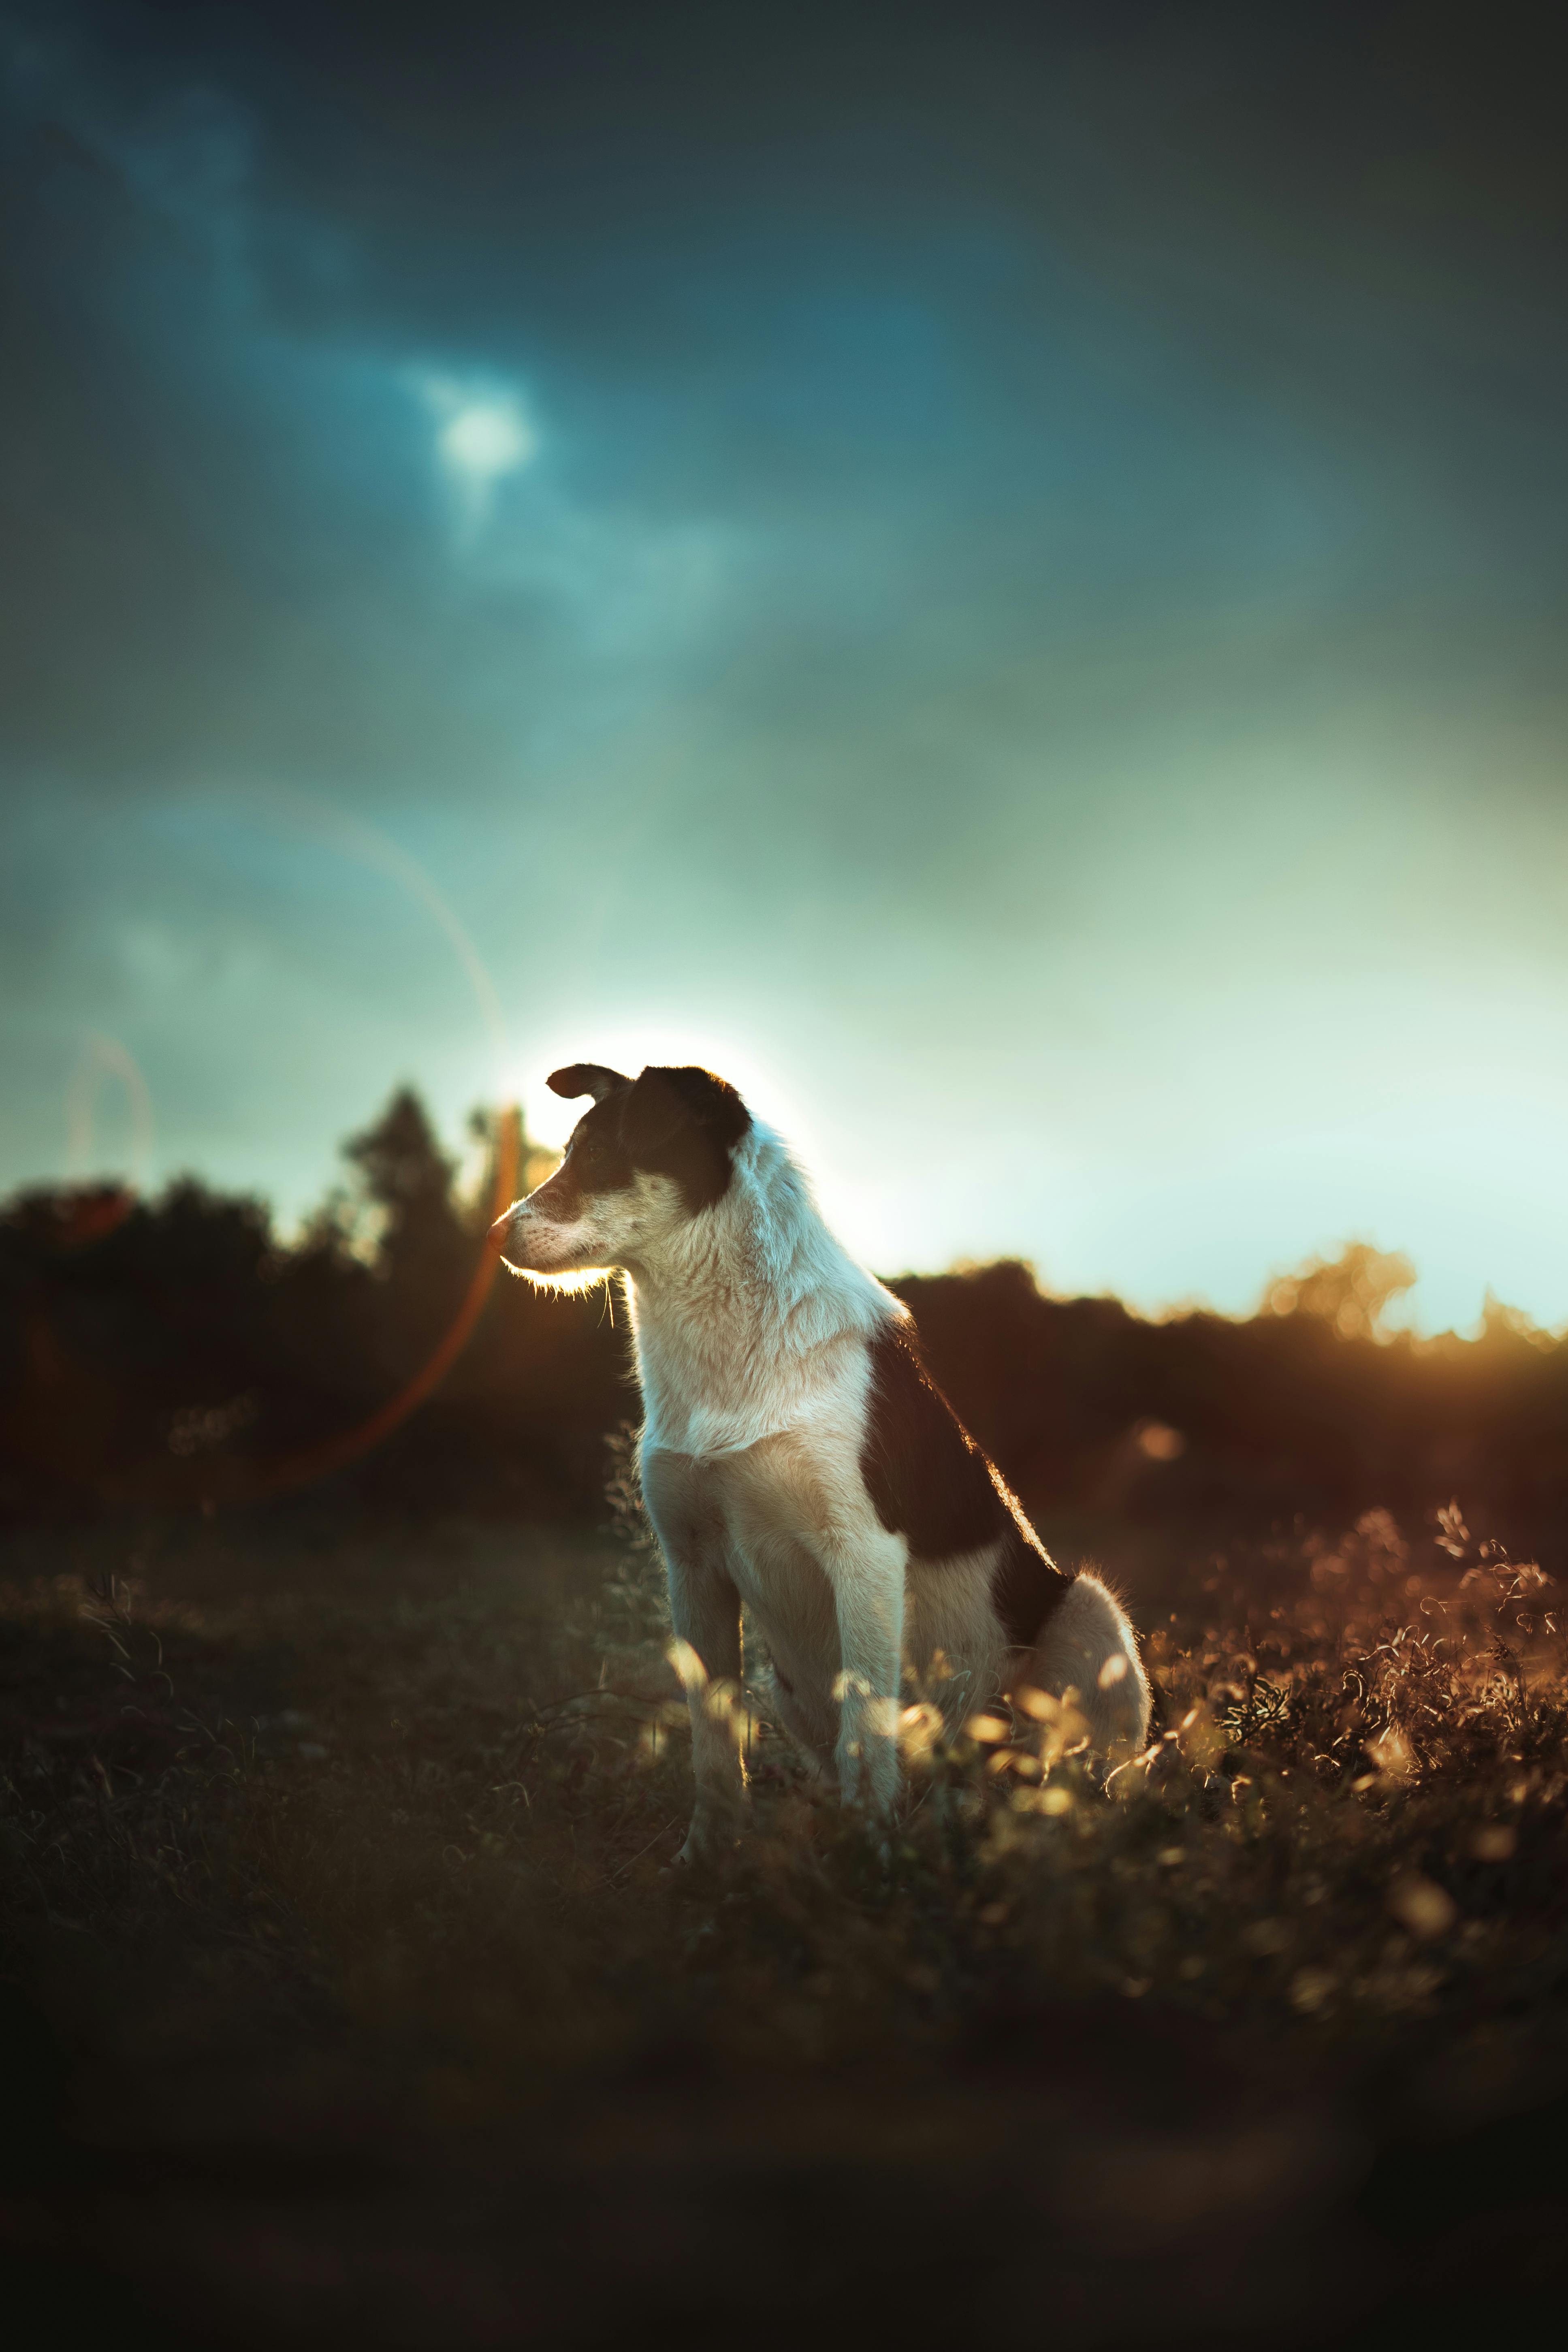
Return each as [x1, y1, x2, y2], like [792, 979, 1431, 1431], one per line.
[529, 1064, 751, 1223]
[527, 1093, 636, 1224]
[990, 1522, 1071, 1652]
[861, 1320, 1009, 1560]
[623, 1066, 751, 1216]
[861, 1317, 1069, 1646]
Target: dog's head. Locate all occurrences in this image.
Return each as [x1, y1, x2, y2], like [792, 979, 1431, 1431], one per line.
[491, 1063, 751, 1281]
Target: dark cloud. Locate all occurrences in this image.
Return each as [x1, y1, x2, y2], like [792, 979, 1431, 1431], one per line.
[4, 0, 1565, 792]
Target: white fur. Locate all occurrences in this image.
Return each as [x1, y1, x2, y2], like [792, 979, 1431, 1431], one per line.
[495, 1096, 1150, 1859]
[1026, 1571, 1150, 1754]
[628, 1123, 894, 1457]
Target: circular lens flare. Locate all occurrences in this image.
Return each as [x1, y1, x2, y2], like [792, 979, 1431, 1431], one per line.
[66, 1030, 156, 1191]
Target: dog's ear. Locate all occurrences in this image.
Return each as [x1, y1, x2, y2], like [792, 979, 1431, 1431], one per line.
[620, 1066, 750, 1159]
[547, 1064, 629, 1105]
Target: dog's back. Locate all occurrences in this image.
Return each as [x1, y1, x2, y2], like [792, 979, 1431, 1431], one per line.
[858, 1310, 1150, 1750]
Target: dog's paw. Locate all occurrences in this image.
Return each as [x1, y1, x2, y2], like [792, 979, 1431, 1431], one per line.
[671, 1800, 744, 1870]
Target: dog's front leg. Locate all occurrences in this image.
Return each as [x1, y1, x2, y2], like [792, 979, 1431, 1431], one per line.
[818, 1526, 907, 1820]
[642, 1449, 747, 1866]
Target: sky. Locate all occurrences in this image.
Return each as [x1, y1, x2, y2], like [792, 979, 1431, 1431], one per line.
[2, 0, 1566, 1331]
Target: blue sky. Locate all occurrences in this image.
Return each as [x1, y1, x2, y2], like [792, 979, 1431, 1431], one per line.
[3, 1, 1566, 1329]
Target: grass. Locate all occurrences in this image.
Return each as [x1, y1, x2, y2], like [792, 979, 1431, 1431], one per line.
[3, 1489, 1568, 2346]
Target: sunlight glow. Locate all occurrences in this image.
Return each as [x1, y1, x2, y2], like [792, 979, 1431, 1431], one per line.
[508, 1264, 617, 1297]
[414, 371, 537, 514]
[440, 399, 533, 481]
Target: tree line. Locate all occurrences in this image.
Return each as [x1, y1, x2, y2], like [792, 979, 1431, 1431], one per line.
[2, 1088, 1566, 1551]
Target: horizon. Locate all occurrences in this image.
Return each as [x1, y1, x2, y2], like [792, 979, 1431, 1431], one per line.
[13, 1052, 1553, 1347]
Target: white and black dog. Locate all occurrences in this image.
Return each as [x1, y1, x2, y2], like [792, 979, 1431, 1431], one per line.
[493, 1064, 1150, 1863]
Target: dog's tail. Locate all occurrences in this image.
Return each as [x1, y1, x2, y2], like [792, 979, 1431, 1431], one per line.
[1020, 1571, 1151, 1758]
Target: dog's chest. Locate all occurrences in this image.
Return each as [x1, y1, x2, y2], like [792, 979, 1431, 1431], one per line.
[632, 1291, 877, 1461]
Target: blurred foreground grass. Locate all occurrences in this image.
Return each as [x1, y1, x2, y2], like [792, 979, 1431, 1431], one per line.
[3, 1496, 1568, 2346]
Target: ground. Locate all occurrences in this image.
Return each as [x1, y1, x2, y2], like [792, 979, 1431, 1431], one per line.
[2, 1498, 1567, 2346]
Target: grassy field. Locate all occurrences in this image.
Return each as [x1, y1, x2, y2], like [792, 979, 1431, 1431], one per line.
[4, 1489, 1568, 2346]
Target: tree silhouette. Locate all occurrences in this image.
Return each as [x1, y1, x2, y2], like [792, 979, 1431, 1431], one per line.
[1263, 1243, 1418, 1340]
[344, 1089, 460, 1266]
[3, 1099, 1567, 1541]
